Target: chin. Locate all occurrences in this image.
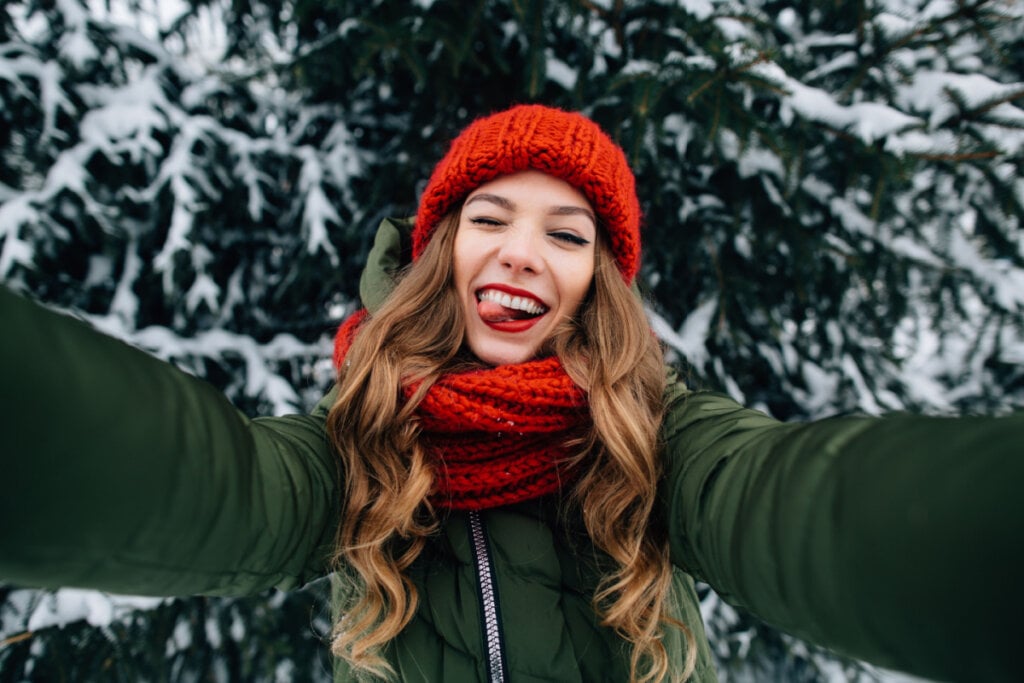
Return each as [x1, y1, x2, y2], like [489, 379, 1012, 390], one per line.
[472, 349, 538, 367]
[466, 338, 543, 367]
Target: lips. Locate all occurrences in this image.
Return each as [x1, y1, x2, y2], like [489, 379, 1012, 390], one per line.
[475, 286, 548, 330]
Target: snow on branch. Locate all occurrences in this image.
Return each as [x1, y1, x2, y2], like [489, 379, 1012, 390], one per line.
[296, 146, 341, 266]
[755, 58, 925, 145]
[87, 309, 329, 415]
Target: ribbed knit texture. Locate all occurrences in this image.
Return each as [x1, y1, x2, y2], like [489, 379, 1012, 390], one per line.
[408, 357, 588, 510]
[414, 104, 642, 283]
[332, 308, 367, 371]
[333, 318, 588, 510]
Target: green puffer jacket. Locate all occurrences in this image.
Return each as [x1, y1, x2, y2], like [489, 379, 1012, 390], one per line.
[1, 221, 1022, 682]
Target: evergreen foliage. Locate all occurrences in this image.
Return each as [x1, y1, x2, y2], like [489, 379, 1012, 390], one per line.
[1, 0, 1021, 680]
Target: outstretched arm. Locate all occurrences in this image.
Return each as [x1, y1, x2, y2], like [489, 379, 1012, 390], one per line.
[660, 383, 1023, 682]
[0, 287, 340, 596]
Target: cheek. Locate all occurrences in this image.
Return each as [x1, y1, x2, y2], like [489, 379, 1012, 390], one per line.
[452, 226, 494, 286]
[562, 261, 595, 313]
[451, 236, 472, 289]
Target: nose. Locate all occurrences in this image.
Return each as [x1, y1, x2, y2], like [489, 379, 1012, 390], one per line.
[497, 225, 544, 274]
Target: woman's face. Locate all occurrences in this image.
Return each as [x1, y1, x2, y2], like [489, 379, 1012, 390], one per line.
[453, 170, 597, 366]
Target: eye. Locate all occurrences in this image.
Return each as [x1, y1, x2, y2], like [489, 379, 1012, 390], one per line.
[469, 216, 503, 227]
[550, 231, 591, 246]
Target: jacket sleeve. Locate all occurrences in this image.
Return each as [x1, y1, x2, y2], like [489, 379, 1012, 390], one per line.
[0, 286, 341, 596]
[659, 381, 1024, 683]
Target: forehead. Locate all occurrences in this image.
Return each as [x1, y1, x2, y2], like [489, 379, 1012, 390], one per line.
[465, 170, 593, 210]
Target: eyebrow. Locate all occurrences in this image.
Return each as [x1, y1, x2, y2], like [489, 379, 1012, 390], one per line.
[465, 193, 596, 226]
[465, 193, 515, 211]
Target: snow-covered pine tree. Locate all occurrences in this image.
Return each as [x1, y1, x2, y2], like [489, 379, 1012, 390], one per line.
[0, 0, 367, 414]
[2, 0, 1022, 680]
[1, 0, 351, 678]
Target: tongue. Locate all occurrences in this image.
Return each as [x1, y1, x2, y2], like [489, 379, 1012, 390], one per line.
[479, 300, 531, 323]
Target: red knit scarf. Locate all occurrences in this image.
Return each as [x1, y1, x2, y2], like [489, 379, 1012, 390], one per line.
[334, 311, 590, 510]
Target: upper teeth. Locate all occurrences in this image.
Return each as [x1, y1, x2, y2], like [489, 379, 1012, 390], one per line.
[479, 289, 547, 315]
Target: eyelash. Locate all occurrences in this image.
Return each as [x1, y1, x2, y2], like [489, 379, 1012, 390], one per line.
[551, 232, 590, 246]
[468, 218, 590, 246]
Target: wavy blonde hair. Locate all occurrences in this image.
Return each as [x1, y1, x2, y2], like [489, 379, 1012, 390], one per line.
[326, 209, 695, 682]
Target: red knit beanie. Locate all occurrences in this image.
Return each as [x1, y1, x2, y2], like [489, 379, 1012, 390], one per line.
[414, 104, 642, 283]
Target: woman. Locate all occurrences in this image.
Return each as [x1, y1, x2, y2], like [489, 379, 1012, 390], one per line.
[1, 104, 1021, 683]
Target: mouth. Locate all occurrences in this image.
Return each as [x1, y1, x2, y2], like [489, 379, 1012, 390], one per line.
[475, 287, 549, 327]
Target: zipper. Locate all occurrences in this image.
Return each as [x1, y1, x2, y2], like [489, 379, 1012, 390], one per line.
[468, 510, 508, 683]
